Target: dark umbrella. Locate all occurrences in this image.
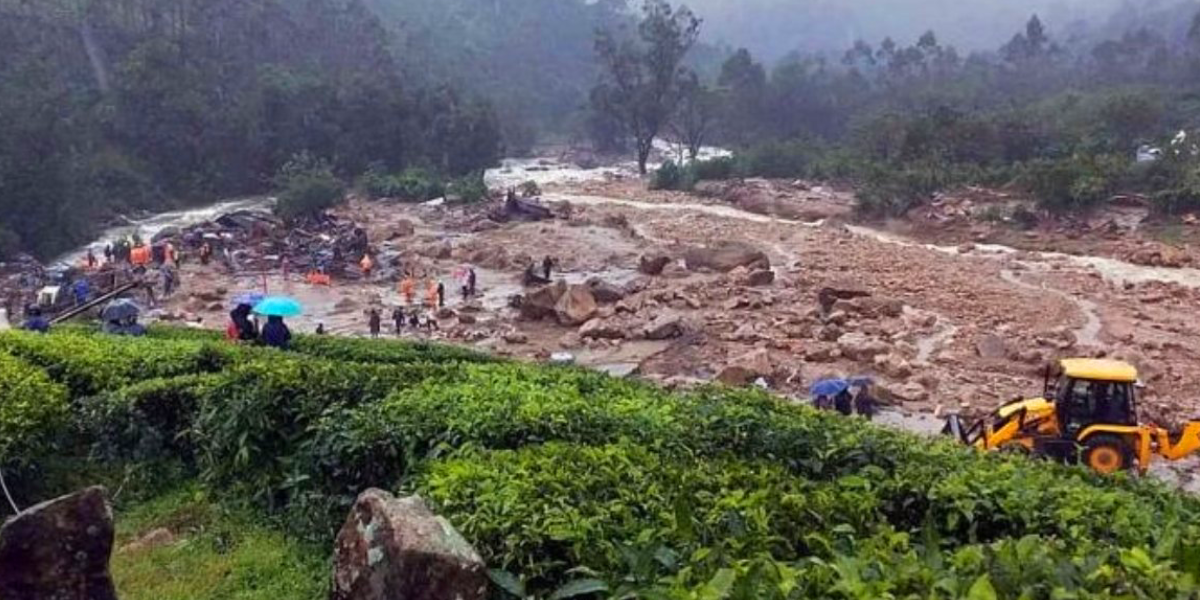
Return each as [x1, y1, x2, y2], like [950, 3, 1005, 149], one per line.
[810, 378, 849, 399]
[101, 299, 141, 322]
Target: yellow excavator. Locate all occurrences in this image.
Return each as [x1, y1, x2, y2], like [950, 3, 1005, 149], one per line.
[943, 358, 1200, 474]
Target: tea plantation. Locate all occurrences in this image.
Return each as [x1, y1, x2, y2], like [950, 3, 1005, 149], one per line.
[3, 326, 1200, 599]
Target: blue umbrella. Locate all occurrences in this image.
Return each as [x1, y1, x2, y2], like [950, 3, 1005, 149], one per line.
[810, 378, 849, 398]
[232, 292, 265, 308]
[253, 296, 303, 317]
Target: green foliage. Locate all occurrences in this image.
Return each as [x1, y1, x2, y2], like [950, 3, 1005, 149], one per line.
[358, 166, 446, 202]
[0, 352, 70, 467]
[422, 442, 878, 593]
[0, 331, 235, 397]
[111, 486, 325, 600]
[0, 0, 501, 259]
[1020, 154, 1127, 214]
[11, 326, 1200, 599]
[272, 153, 346, 220]
[651, 160, 696, 191]
[446, 172, 490, 204]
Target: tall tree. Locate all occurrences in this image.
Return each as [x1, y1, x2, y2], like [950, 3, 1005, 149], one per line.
[670, 72, 716, 160]
[591, 0, 701, 174]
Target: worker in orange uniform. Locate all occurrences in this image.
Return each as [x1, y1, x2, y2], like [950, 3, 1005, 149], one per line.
[424, 279, 438, 309]
[400, 273, 415, 305]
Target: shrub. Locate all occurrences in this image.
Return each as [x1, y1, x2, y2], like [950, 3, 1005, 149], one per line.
[358, 166, 446, 202]
[0, 352, 70, 467]
[446, 172, 489, 203]
[272, 152, 345, 220]
[422, 442, 880, 594]
[0, 331, 236, 397]
[651, 160, 695, 191]
[690, 156, 737, 181]
[81, 374, 222, 464]
[1020, 154, 1127, 214]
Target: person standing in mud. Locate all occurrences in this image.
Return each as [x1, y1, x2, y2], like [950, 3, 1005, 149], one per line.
[104, 244, 113, 264]
[86, 248, 97, 269]
[424, 279, 438, 309]
[437, 281, 446, 308]
[368, 308, 381, 338]
[468, 268, 477, 297]
[392, 306, 405, 335]
[542, 256, 553, 280]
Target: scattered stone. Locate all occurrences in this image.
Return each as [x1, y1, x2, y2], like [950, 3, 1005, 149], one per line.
[587, 278, 626, 304]
[519, 281, 567, 321]
[0, 486, 117, 600]
[837, 332, 890, 361]
[638, 254, 672, 275]
[874, 354, 913, 379]
[975, 335, 1010, 360]
[503, 331, 528, 344]
[717, 348, 774, 386]
[457, 313, 477, 325]
[554, 284, 599, 326]
[390, 220, 416, 238]
[743, 270, 776, 287]
[331, 489, 486, 600]
[580, 318, 626, 340]
[817, 283, 871, 313]
[642, 314, 686, 340]
[684, 242, 770, 273]
[436, 308, 457, 320]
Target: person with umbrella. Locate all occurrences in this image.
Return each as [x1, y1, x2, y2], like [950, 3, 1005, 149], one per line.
[102, 299, 143, 335]
[810, 378, 848, 412]
[850, 377, 877, 419]
[254, 296, 301, 349]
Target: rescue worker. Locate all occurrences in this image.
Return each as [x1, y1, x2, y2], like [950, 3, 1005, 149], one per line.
[21, 306, 50, 334]
[853, 383, 877, 420]
[315, 322, 327, 335]
[104, 244, 114, 264]
[260, 315, 292, 349]
[199, 242, 213, 265]
[360, 254, 374, 278]
[73, 278, 90, 306]
[424, 280, 438, 309]
[437, 281, 446, 308]
[542, 256, 553, 280]
[468, 268, 477, 297]
[368, 308, 381, 338]
[400, 274, 416, 305]
[86, 248, 97, 269]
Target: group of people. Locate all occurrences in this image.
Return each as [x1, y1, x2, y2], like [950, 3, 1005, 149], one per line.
[226, 303, 291, 349]
[813, 381, 877, 419]
[367, 306, 439, 338]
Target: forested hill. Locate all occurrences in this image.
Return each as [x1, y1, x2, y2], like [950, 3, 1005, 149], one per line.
[0, 0, 501, 259]
[363, 0, 630, 151]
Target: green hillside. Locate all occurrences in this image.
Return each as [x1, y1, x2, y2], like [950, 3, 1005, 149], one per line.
[3, 327, 1200, 599]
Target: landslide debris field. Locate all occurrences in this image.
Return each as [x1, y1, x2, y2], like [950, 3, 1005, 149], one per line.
[158, 156, 1200, 441]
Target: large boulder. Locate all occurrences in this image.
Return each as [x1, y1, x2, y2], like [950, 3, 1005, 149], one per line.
[817, 280, 871, 313]
[0, 486, 117, 600]
[519, 281, 567, 321]
[837, 332, 891, 361]
[639, 255, 673, 276]
[331, 490, 486, 600]
[642, 314, 686, 340]
[587, 278, 626, 304]
[580, 318, 627, 340]
[717, 349, 775, 386]
[683, 242, 770, 273]
[555, 284, 599, 326]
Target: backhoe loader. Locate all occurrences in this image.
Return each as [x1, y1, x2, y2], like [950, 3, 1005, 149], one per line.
[943, 358, 1200, 474]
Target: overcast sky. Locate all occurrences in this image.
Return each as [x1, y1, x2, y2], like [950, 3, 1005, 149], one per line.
[681, 0, 1148, 59]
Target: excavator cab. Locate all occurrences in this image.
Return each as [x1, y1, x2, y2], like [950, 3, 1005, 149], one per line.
[945, 358, 1150, 474]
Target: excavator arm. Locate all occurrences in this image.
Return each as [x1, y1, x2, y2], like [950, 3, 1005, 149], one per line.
[1153, 423, 1200, 461]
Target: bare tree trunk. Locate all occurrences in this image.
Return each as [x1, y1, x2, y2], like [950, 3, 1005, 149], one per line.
[636, 137, 653, 175]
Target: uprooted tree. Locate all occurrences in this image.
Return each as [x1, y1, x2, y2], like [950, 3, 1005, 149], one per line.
[591, 0, 701, 174]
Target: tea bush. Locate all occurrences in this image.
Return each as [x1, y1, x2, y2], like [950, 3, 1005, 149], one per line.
[8, 326, 1200, 599]
[0, 352, 70, 467]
